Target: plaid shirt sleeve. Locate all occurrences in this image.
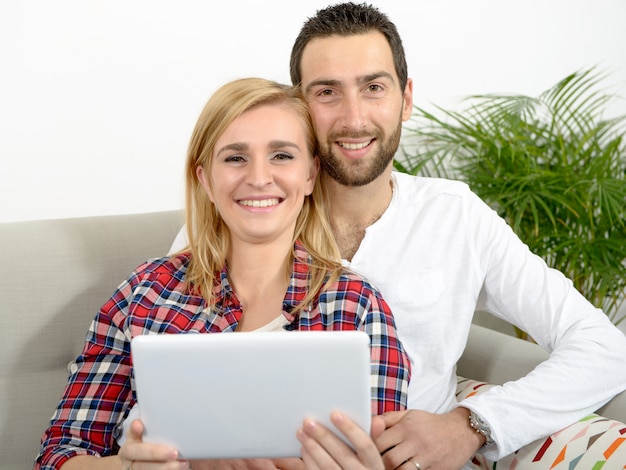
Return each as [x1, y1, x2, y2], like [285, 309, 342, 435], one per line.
[34, 258, 166, 469]
[360, 287, 411, 415]
[300, 272, 411, 415]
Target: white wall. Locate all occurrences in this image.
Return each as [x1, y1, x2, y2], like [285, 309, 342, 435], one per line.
[1, 0, 625, 223]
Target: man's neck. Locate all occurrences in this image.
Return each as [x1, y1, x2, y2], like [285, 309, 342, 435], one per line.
[324, 167, 394, 260]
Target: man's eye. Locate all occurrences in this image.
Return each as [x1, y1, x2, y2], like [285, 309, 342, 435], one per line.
[313, 88, 338, 103]
[368, 84, 383, 92]
[314, 88, 337, 99]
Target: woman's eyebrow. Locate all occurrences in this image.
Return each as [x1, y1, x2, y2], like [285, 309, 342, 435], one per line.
[268, 140, 301, 151]
[216, 142, 248, 157]
[216, 140, 301, 156]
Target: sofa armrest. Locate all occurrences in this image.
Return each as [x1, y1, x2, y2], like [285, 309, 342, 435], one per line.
[458, 324, 549, 385]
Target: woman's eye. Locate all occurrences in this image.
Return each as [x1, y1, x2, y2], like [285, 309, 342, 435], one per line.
[273, 152, 294, 161]
[224, 154, 246, 163]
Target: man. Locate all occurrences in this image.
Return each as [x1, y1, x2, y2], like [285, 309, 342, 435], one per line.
[286, 2, 626, 469]
[170, 3, 626, 469]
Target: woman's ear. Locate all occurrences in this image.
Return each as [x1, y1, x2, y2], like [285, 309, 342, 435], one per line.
[305, 156, 320, 196]
[196, 164, 215, 203]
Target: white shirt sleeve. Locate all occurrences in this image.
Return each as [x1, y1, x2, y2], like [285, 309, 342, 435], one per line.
[454, 183, 626, 459]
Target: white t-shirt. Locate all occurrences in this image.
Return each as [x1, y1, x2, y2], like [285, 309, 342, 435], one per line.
[168, 172, 626, 460]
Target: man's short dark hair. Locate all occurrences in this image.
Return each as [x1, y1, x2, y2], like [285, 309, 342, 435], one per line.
[290, 2, 408, 90]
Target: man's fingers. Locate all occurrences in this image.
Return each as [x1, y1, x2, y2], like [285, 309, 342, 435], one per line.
[374, 412, 411, 456]
[380, 410, 408, 428]
[370, 415, 386, 440]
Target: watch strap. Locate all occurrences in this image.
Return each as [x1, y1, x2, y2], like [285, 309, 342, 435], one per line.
[469, 410, 495, 448]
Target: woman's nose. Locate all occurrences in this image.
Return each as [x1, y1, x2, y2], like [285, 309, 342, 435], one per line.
[246, 158, 273, 187]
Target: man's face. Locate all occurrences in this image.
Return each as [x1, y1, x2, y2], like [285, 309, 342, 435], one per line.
[299, 31, 413, 186]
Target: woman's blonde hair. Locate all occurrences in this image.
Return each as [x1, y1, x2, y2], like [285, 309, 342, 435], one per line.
[184, 77, 342, 313]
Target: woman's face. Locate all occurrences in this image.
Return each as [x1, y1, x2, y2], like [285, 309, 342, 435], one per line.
[197, 103, 318, 246]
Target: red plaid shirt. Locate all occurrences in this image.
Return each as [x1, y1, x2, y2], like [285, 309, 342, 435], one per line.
[35, 242, 410, 469]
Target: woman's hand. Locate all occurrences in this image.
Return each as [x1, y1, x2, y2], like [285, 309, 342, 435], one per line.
[296, 412, 386, 469]
[188, 458, 304, 470]
[118, 419, 189, 469]
[120, 419, 304, 470]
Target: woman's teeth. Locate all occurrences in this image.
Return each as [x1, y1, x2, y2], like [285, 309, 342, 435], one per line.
[239, 198, 280, 208]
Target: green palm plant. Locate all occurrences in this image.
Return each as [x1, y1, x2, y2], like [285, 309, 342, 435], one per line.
[396, 68, 626, 327]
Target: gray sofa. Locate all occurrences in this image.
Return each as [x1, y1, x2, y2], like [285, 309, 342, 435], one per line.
[1, 210, 625, 469]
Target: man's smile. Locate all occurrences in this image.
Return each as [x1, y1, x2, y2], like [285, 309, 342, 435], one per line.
[338, 140, 373, 150]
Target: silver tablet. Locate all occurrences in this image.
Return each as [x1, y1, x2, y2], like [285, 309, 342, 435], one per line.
[130, 330, 372, 459]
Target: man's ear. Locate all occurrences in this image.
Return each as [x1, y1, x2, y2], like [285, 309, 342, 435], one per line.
[196, 165, 215, 203]
[401, 77, 414, 122]
[305, 156, 320, 196]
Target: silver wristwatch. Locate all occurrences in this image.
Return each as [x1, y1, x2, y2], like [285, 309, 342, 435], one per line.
[469, 410, 495, 448]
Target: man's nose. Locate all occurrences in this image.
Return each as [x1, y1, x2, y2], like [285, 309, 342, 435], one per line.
[338, 94, 367, 130]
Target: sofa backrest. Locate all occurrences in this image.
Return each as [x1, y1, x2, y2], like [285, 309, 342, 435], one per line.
[0, 210, 184, 469]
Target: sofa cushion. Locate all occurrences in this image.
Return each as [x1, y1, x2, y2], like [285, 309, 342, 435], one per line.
[456, 377, 626, 469]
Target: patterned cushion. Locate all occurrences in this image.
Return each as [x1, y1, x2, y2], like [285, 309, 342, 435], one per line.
[456, 377, 626, 469]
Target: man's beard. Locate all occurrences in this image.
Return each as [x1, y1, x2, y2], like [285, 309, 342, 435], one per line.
[318, 120, 402, 187]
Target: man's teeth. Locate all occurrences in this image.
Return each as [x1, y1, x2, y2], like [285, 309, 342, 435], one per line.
[239, 199, 280, 208]
[339, 141, 370, 150]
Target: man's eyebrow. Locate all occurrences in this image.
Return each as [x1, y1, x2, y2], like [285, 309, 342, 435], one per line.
[358, 71, 396, 85]
[305, 72, 396, 94]
[304, 79, 341, 95]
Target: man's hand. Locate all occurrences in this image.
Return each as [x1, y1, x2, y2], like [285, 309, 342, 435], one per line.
[375, 408, 484, 470]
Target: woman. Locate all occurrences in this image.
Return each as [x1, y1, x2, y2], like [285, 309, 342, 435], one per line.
[35, 78, 410, 469]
